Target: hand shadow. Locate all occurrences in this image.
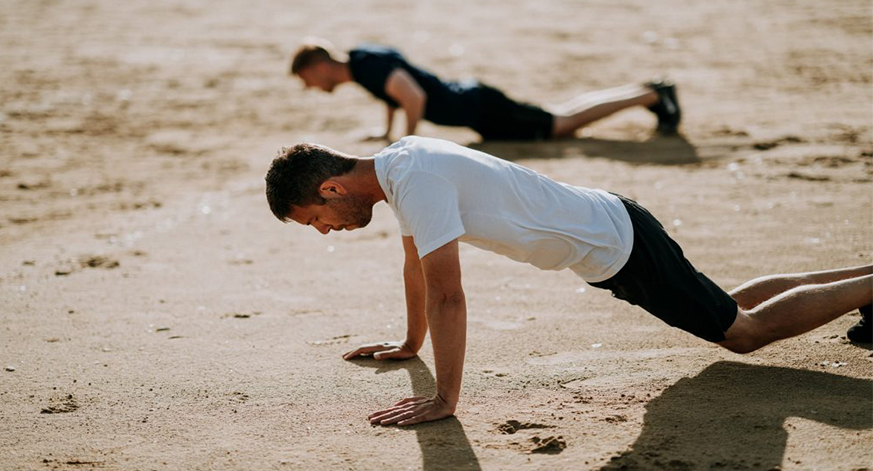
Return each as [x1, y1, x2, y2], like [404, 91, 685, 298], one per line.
[600, 361, 873, 470]
[349, 357, 481, 471]
[470, 134, 701, 165]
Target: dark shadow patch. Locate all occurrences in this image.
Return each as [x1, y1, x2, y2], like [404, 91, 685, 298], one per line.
[471, 135, 700, 165]
[600, 361, 872, 470]
[351, 358, 481, 471]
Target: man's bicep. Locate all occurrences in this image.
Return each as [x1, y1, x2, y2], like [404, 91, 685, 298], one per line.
[420, 239, 462, 294]
[385, 69, 426, 106]
[394, 172, 465, 259]
[402, 236, 420, 264]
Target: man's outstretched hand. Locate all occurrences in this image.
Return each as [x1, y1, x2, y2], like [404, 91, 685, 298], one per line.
[368, 395, 455, 426]
[342, 341, 417, 361]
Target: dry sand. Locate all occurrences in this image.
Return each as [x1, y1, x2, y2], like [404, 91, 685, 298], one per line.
[1, 0, 872, 470]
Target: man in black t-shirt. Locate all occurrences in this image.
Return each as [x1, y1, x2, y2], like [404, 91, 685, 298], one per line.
[289, 40, 681, 141]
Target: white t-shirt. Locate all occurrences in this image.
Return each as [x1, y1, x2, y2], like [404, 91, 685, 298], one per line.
[373, 137, 634, 282]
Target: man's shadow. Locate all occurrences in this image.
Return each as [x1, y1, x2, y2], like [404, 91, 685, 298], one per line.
[351, 357, 481, 471]
[471, 134, 701, 165]
[600, 361, 873, 470]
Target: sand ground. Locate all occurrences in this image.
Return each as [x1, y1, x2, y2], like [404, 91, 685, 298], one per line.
[1, 1, 872, 470]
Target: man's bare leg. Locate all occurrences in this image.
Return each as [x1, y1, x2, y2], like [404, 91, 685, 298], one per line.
[729, 264, 873, 309]
[551, 84, 660, 137]
[719, 274, 873, 353]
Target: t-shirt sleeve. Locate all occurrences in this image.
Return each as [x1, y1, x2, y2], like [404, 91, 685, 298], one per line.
[393, 171, 465, 258]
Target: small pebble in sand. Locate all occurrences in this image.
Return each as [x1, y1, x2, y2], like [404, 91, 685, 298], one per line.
[5, 366, 15, 372]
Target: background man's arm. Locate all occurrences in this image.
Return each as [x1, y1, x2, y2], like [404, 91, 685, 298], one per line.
[383, 104, 397, 140]
[384, 68, 426, 136]
[368, 239, 465, 426]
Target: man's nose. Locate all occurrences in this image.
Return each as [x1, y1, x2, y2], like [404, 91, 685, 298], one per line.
[314, 223, 330, 235]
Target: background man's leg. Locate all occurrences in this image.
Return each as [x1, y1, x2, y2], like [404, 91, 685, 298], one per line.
[729, 264, 873, 309]
[551, 84, 659, 137]
[720, 274, 873, 353]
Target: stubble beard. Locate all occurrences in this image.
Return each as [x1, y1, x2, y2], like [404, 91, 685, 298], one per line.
[332, 194, 372, 230]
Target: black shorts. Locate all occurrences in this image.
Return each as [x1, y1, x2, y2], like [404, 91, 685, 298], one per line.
[471, 85, 554, 140]
[589, 196, 738, 342]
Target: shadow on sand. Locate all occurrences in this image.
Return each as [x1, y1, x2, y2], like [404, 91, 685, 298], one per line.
[600, 361, 873, 470]
[471, 134, 700, 165]
[351, 357, 481, 471]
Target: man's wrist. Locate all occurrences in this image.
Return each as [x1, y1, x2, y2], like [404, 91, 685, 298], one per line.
[436, 391, 459, 410]
[403, 338, 423, 353]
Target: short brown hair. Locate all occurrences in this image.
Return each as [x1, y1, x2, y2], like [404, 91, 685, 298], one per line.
[265, 143, 357, 222]
[290, 44, 333, 75]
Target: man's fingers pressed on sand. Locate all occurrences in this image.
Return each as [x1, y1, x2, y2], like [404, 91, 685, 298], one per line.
[378, 409, 418, 425]
[369, 406, 413, 424]
[368, 406, 405, 420]
[342, 346, 385, 359]
[372, 347, 400, 359]
[394, 396, 427, 406]
[397, 414, 430, 426]
[342, 341, 406, 360]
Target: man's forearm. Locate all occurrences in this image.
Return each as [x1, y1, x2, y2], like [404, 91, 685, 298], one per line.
[403, 261, 427, 352]
[403, 102, 424, 136]
[425, 291, 467, 406]
[385, 105, 396, 138]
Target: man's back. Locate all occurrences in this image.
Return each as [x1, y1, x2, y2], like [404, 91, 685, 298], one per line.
[373, 136, 634, 281]
[348, 45, 482, 127]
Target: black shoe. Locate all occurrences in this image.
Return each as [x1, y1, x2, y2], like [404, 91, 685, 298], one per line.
[847, 304, 872, 343]
[646, 78, 681, 135]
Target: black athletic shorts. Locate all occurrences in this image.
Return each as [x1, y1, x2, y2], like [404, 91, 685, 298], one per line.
[471, 85, 554, 140]
[589, 195, 738, 342]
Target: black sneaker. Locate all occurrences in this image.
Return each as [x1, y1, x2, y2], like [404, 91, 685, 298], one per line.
[847, 304, 872, 343]
[646, 78, 681, 135]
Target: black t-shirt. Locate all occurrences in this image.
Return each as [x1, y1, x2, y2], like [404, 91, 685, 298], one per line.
[347, 44, 482, 127]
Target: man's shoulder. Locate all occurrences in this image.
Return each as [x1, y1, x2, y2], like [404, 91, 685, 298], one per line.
[349, 43, 403, 62]
[377, 137, 437, 173]
[392, 136, 461, 158]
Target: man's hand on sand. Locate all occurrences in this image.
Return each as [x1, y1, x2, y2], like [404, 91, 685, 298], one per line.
[342, 341, 417, 361]
[368, 395, 455, 426]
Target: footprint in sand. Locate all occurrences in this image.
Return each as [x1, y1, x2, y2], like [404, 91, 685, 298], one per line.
[41, 395, 79, 414]
[496, 419, 556, 435]
[529, 435, 567, 454]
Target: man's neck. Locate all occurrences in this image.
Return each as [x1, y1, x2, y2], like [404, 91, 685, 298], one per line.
[351, 158, 386, 204]
[334, 62, 352, 85]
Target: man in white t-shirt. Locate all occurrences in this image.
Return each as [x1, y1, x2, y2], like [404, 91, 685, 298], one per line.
[265, 136, 873, 426]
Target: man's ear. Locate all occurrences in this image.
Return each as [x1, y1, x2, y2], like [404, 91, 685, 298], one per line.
[318, 180, 347, 199]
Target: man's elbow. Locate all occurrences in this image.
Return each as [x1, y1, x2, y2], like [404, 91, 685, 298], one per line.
[405, 94, 426, 115]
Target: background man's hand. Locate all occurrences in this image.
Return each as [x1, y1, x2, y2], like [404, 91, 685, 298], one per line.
[368, 395, 455, 426]
[342, 340, 417, 361]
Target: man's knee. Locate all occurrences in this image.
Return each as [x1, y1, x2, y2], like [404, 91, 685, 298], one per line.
[719, 336, 764, 354]
[717, 310, 770, 354]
